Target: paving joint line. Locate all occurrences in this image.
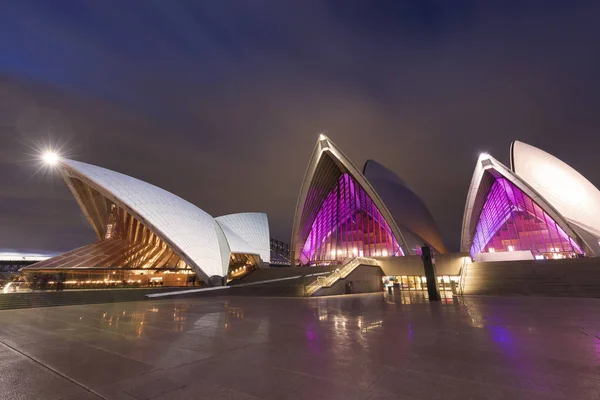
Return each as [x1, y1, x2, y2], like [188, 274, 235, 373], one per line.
[0, 339, 108, 400]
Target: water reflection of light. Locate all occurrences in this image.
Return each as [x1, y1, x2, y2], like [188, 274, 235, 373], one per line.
[192, 312, 222, 329]
[384, 291, 458, 306]
[594, 337, 600, 363]
[317, 308, 328, 321]
[488, 322, 538, 389]
[173, 307, 187, 323]
[227, 308, 244, 319]
[463, 300, 485, 328]
[304, 321, 321, 353]
[360, 320, 383, 333]
[333, 315, 348, 331]
[490, 325, 512, 345]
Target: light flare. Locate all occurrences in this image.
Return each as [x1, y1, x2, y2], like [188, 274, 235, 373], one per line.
[42, 151, 60, 165]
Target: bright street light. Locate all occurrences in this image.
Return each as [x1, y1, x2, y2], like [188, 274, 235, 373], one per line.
[42, 151, 60, 165]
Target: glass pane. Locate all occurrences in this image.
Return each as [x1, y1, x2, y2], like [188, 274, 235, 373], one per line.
[401, 276, 409, 289]
[415, 276, 422, 290]
[470, 177, 583, 259]
[300, 173, 403, 264]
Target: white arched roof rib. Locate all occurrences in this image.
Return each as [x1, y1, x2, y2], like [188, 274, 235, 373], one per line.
[58, 159, 229, 278]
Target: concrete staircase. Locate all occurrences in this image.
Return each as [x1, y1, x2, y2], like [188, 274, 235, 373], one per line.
[305, 257, 381, 296]
[462, 258, 600, 297]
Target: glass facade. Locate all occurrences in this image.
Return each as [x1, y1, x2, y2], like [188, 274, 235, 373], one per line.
[299, 173, 403, 265]
[383, 275, 459, 292]
[20, 201, 198, 288]
[470, 177, 584, 259]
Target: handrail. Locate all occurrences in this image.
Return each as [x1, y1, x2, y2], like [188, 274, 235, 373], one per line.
[458, 257, 469, 295]
[304, 257, 380, 296]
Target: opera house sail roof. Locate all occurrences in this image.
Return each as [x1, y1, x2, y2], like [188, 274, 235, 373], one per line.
[214, 213, 271, 263]
[290, 135, 446, 266]
[462, 143, 600, 261]
[511, 141, 600, 240]
[23, 158, 270, 282]
[363, 160, 448, 254]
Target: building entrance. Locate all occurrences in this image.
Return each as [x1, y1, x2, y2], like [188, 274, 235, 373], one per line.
[383, 275, 459, 292]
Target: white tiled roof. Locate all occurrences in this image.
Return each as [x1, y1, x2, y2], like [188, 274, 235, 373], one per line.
[215, 213, 270, 263]
[61, 159, 230, 277]
[512, 141, 600, 238]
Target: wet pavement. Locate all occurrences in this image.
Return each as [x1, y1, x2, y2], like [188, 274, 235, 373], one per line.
[1, 292, 600, 399]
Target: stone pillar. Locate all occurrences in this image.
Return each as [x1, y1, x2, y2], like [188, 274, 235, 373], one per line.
[421, 245, 440, 301]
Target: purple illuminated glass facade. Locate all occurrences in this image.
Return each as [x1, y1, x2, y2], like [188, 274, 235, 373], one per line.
[299, 173, 403, 265]
[470, 177, 584, 259]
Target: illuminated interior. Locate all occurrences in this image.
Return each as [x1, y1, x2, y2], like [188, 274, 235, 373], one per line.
[227, 253, 260, 281]
[470, 174, 584, 259]
[383, 275, 460, 292]
[299, 173, 403, 265]
[22, 176, 202, 287]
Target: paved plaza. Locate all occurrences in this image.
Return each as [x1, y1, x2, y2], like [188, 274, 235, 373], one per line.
[1, 292, 600, 399]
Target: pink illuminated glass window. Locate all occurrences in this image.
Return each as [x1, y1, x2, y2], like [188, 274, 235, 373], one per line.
[470, 177, 583, 259]
[299, 173, 403, 265]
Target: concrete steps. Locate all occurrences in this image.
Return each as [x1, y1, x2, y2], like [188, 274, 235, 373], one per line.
[313, 264, 385, 296]
[462, 258, 600, 297]
[305, 257, 380, 296]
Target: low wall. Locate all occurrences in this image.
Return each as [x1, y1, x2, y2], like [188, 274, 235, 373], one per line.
[377, 253, 469, 276]
[314, 265, 384, 296]
[0, 287, 193, 310]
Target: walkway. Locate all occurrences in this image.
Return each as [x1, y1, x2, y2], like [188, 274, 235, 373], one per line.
[1, 293, 599, 399]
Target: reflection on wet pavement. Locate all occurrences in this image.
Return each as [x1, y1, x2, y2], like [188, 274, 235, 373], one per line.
[1, 292, 600, 399]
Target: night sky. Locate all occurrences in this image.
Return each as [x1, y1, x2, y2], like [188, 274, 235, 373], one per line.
[1, 1, 599, 255]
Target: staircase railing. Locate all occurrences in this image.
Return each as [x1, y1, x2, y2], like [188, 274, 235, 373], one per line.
[304, 257, 380, 296]
[458, 256, 470, 295]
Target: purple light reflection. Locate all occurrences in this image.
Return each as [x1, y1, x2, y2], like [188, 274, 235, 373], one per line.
[300, 173, 403, 264]
[305, 322, 321, 354]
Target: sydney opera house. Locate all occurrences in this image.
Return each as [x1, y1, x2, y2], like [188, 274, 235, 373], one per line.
[290, 135, 447, 267]
[21, 159, 270, 287]
[462, 141, 600, 262]
[19, 135, 600, 295]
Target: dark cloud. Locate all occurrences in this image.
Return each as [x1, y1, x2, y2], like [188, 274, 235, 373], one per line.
[0, 0, 599, 252]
